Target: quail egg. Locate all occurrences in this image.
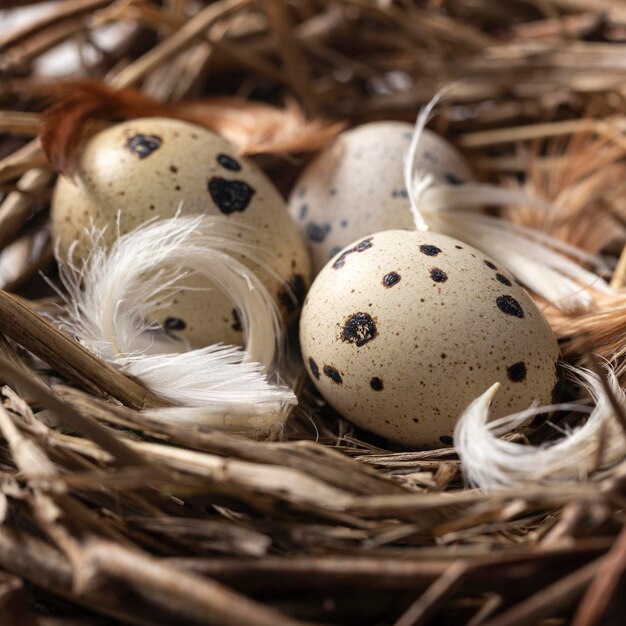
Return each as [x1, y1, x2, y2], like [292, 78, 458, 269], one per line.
[52, 117, 310, 347]
[299, 229, 560, 448]
[288, 121, 472, 273]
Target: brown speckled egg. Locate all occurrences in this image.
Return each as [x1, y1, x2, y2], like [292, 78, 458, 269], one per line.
[288, 121, 472, 273]
[51, 117, 310, 347]
[299, 230, 560, 449]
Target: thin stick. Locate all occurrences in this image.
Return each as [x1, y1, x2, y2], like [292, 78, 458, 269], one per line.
[0, 0, 111, 54]
[0, 290, 168, 409]
[81, 538, 317, 626]
[110, 0, 251, 89]
[481, 557, 605, 626]
[0, 356, 152, 469]
[572, 523, 626, 626]
[393, 562, 468, 626]
[260, 0, 317, 116]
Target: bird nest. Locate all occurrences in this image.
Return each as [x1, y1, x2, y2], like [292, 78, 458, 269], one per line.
[1, 1, 626, 625]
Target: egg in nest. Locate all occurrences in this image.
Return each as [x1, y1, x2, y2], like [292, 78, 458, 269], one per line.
[51, 117, 310, 347]
[299, 230, 561, 448]
[289, 121, 472, 273]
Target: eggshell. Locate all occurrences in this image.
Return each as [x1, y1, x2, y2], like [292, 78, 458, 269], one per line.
[288, 121, 473, 273]
[299, 230, 560, 448]
[51, 117, 310, 347]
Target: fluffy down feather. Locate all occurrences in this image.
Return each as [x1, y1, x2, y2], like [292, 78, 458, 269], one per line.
[55, 214, 297, 437]
[404, 90, 612, 313]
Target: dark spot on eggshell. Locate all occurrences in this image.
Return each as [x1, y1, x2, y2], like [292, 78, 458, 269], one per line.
[217, 153, 242, 171]
[278, 274, 306, 312]
[507, 361, 527, 382]
[341, 312, 377, 347]
[443, 173, 464, 185]
[496, 295, 525, 318]
[332, 237, 373, 269]
[309, 357, 320, 380]
[430, 267, 448, 283]
[484, 260, 498, 270]
[299, 204, 308, 220]
[323, 365, 342, 384]
[420, 244, 442, 257]
[208, 177, 255, 214]
[231, 308, 243, 332]
[455, 245, 463, 249]
[169, 164, 178, 173]
[391, 189, 409, 199]
[370, 377, 384, 391]
[439, 435, 454, 446]
[125, 134, 162, 159]
[306, 221, 331, 243]
[496, 273, 512, 286]
[164, 317, 186, 330]
[383, 272, 401, 287]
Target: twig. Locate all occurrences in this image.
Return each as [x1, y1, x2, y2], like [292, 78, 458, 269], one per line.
[0, 290, 168, 409]
[80, 538, 317, 626]
[0, 356, 152, 469]
[393, 562, 468, 626]
[110, 0, 252, 89]
[260, 0, 318, 116]
[481, 557, 605, 626]
[572, 522, 626, 626]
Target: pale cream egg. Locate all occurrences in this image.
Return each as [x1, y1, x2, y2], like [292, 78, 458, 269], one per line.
[288, 121, 472, 273]
[51, 117, 310, 347]
[299, 229, 560, 448]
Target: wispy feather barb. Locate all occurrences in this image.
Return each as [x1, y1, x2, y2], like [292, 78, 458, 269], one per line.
[405, 90, 612, 312]
[55, 214, 297, 437]
[454, 364, 626, 489]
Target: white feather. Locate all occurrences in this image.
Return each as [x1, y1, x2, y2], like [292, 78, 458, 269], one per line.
[405, 93, 613, 312]
[454, 365, 626, 489]
[56, 214, 297, 435]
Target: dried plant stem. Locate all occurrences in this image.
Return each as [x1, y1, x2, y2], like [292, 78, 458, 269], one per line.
[0, 0, 111, 54]
[110, 0, 252, 89]
[610, 244, 626, 290]
[0, 139, 48, 184]
[481, 557, 605, 626]
[459, 118, 626, 148]
[0, 356, 151, 469]
[81, 538, 316, 626]
[393, 562, 468, 626]
[571, 523, 626, 626]
[0, 168, 52, 253]
[261, 0, 318, 116]
[0, 290, 167, 409]
[0, 111, 40, 136]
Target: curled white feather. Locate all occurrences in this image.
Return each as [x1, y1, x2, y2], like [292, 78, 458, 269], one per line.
[405, 92, 612, 312]
[56, 214, 297, 436]
[454, 365, 626, 489]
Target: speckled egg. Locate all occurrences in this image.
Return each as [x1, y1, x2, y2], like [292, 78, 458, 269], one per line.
[299, 230, 560, 448]
[52, 117, 310, 347]
[288, 121, 473, 273]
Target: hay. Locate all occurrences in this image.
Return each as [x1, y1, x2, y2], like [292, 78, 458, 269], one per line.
[1, 1, 626, 624]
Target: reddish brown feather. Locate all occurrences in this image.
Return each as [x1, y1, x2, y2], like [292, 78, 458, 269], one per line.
[39, 81, 343, 178]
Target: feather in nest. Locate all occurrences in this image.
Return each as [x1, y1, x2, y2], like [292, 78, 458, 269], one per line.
[404, 91, 612, 313]
[38, 80, 344, 178]
[455, 364, 626, 488]
[53, 213, 297, 438]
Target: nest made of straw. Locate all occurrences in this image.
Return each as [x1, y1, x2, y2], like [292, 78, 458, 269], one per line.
[2, 1, 626, 625]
